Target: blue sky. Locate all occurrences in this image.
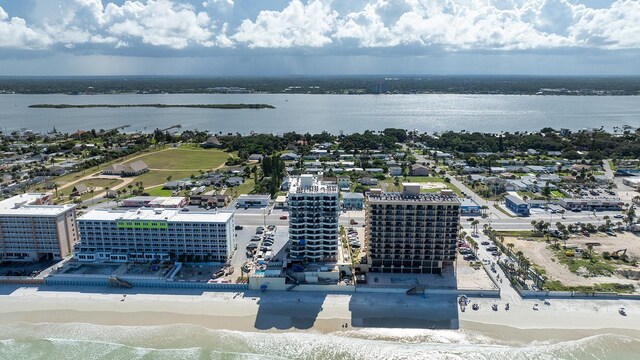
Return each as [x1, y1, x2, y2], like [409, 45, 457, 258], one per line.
[0, 0, 638, 75]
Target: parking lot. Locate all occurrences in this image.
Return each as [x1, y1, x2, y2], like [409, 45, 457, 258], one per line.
[229, 223, 289, 279]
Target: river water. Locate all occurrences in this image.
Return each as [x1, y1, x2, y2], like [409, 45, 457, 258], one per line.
[0, 94, 638, 134]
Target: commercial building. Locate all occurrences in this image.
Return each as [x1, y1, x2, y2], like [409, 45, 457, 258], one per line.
[504, 195, 530, 216]
[75, 208, 235, 263]
[102, 160, 149, 176]
[288, 174, 339, 262]
[460, 198, 481, 216]
[558, 198, 624, 212]
[236, 194, 270, 208]
[0, 193, 77, 262]
[365, 184, 461, 274]
[121, 196, 188, 208]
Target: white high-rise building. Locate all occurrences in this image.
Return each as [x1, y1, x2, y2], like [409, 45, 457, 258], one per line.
[75, 208, 235, 262]
[288, 174, 339, 262]
[0, 193, 77, 262]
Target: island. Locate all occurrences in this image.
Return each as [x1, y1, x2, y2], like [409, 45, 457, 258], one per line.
[28, 103, 275, 109]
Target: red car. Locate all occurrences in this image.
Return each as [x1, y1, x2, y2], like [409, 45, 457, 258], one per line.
[279, 215, 288, 220]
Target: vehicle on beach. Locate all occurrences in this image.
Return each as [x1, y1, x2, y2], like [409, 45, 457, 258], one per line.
[492, 304, 498, 311]
[472, 304, 479, 311]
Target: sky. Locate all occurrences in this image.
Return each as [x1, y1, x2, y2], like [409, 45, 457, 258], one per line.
[0, 0, 639, 76]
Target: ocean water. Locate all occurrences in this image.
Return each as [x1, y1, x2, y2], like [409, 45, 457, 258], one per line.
[0, 94, 639, 134]
[0, 323, 639, 360]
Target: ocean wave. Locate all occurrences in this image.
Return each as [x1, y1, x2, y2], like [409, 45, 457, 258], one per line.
[0, 323, 639, 360]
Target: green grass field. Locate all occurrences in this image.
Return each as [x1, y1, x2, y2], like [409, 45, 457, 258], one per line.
[126, 148, 228, 171]
[145, 187, 174, 197]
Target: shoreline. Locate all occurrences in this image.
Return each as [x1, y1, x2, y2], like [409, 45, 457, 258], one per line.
[2, 285, 640, 346]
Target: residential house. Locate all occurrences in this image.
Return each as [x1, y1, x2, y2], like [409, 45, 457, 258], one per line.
[359, 177, 378, 186]
[248, 154, 264, 162]
[410, 164, 430, 176]
[280, 153, 300, 161]
[341, 192, 365, 210]
[226, 177, 244, 187]
[337, 176, 351, 190]
[389, 167, 403, 176]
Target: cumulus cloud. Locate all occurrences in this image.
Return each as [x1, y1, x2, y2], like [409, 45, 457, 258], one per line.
[232, 0, 338, 48]
[0, 6, 51, 50]
[0, 0, 638, 53]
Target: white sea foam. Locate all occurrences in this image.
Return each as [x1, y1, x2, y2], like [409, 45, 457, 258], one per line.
[0, 323, 638, 360]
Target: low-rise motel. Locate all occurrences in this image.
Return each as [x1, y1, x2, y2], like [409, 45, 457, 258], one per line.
[74, 207, 235, 263]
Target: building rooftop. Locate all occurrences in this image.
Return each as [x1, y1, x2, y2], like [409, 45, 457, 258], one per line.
[0, 193, 75, 216]
[289, 174, 338, 194]
[237, 194, 271, 200]
[342, 192, 365, 200]
[79, 207, 234, 223]
[367, 192, 459, 203]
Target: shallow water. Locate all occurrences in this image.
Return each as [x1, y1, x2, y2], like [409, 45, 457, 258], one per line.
[1, 323, 638, 360]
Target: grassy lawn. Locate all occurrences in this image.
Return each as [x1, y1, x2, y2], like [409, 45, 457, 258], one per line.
[494, 230, 537, 237]
[230, 178, 256, 197]
[550, 190, 564, 198]
[125, 148, 228, 171]
[608, 160, 616, 171]
[135, 170, 197, 188]
[543, 280, 634, 293]
[146, 187, 173, 197]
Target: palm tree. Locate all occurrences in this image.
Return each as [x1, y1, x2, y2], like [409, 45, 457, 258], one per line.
[587, 244, 594, 258]
[506, 243, 515, 256]
[471, 220, 480, 235]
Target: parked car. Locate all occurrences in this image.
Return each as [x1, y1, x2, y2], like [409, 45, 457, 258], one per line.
[613, 214, 624, 219]
[467, 217, 475, 221]
[463, 255, 476, 261]
[246, 243, 258, 249]
[279, 215, 288, 220]
[251, 236, 261, 241]
[481, 241, 490, 245]
[235, 225, 244, 230]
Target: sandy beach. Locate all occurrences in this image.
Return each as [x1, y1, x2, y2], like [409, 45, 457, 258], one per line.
[1, 285, 640, 346]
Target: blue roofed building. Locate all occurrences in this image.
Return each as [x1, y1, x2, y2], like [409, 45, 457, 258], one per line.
[504, 195, 530, 216]
[460, 198, 482, 216]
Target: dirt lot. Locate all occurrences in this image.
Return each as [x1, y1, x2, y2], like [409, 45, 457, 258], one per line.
[504, 232, 640, 287]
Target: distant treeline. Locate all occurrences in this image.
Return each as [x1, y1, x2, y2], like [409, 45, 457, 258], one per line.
[28, 103, 275, 109]
[2, 75, 639, 95]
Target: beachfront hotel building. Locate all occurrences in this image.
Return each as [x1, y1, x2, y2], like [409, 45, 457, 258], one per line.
[365, 184, 461, 274]
[75, 208, 235, 262]
[288, 174, 339, 262]
[0, 193, 78, 262]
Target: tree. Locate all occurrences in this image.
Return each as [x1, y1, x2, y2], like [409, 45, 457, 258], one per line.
[471, 220, 480, 235]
